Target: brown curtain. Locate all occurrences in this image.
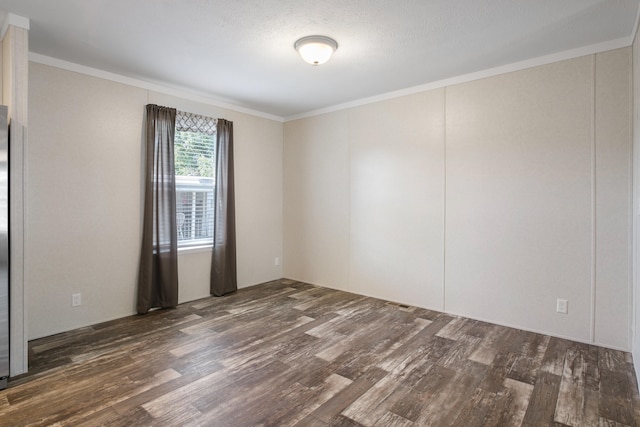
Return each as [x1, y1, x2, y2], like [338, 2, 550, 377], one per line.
[137, 104, 179, 314]
[211, 119, 237, 296]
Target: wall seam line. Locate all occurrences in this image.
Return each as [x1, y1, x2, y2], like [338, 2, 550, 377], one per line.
[629, 46, 635, 351]
[442, 87, 447, 312]
[347, 111, 352, 293]
[591, 53, 597, 344]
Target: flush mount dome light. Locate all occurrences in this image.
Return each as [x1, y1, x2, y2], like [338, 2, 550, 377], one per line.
[294, 35, 338, 65]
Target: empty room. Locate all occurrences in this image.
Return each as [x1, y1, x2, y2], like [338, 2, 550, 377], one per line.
[0, 0, 638, 426]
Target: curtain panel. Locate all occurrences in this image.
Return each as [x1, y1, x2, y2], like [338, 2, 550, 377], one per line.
[211, 119, 238, 296]
[137, 104, 179, 314]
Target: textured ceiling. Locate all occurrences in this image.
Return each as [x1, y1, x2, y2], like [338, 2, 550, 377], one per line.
[0, 0, 638, 119]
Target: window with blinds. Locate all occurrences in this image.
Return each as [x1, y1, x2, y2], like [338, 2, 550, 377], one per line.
[174, 111, 216, 248]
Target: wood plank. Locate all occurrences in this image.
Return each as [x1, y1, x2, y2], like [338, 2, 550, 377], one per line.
[297, 367, 388, 425]
[388, 364, 455, 422]
[507, 333, 550, 385]
[414, 360, 488, 426]
[375, 411, 414, 427]
[478, 348, 519, 394]
[497, 378, 534, 426]
[254, 373, 353, 426]
[450, 387, 496, 427]
[341, 375, 411, 425]
[540, 337, 571, 376]
[521, 372, 562, 426]
[0, 279, 637, 426]
[378, 314, 454, 371]
[436, 333, 482, 368]
[554, 344, 600, 426]
[599, 369, 638, 426]
[598, 417, 633, 427]
[468, 323, 510, 365]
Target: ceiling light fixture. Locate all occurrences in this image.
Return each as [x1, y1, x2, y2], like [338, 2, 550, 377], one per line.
[294, 35, 338, 65]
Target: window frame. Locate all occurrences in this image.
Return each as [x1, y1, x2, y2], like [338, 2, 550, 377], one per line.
[174, 111, 217, 251]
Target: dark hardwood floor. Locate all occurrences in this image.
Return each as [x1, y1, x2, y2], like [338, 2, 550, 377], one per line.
[1, 279, 639, 426]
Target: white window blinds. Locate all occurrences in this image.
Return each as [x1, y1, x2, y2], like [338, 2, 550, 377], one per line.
[174, 111, 217, 248]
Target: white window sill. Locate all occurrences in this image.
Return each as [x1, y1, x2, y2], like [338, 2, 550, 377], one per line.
[178, 245, 213, 255]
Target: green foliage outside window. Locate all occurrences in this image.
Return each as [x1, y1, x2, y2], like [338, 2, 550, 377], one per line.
[174, 130, 215, 177]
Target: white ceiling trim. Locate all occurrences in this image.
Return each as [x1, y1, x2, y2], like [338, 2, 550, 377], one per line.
[632, 2, 640, 46]
[1, 12, 29, 40]
[28, 53, 286, 123]
[285, 35, 633, 122]
[29, 33, 633, 125]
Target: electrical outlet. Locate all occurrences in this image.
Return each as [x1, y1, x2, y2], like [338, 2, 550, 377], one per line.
[556, 298, 568, 314]
[72, 293, 82, 307]
[275, 257, 280, 266]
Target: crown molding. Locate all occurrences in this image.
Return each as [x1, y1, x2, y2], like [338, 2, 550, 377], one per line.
[28, 53, 285, 122]
[285, 36, 633, 122]
[632, 2, 640, 46]
[1, 13, 30, 40]
[27, 32, 634, 124]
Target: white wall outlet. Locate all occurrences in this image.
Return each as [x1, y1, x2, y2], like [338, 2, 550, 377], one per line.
[556, 298, 568, 314]
[275, 257, 280, 266]
[72, 293, 82, 307]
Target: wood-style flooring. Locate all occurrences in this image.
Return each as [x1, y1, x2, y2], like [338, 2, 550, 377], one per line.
[1, 279, 639, 426]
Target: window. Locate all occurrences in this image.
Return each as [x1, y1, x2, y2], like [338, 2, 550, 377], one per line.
[174, 111, 216, 248]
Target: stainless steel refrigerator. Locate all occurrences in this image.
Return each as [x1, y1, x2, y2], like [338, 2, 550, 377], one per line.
[0, 105, 9, 389]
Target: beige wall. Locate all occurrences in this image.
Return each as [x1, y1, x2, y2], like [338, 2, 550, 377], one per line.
[632, 28, 640, 385]
[349, 91, 445, 308]
[445, 56, 594, 343]
[27, 62, 283, 339]
[3, 23, 29, 375]
[283, 111, 351, 290]
[284, 48, 632, 350]
[594, 49, 632, 349]
[26, 46, 633, 350]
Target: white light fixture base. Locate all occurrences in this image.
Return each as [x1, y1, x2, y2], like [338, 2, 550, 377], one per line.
[294, 35, 338, 66]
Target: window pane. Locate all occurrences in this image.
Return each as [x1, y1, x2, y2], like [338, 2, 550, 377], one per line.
[174, 125, 216, 248]
[174, 130, 215, 177]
